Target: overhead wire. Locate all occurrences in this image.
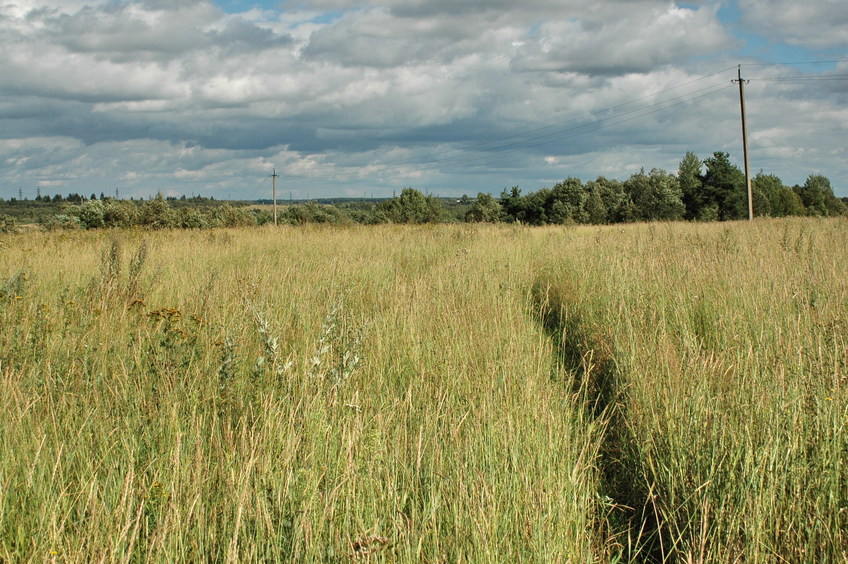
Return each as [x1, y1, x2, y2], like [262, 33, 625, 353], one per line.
[284, 61, 843, 185]
[459, 65, 739, 153]
[440, 83, 734, 171]
[285, 66, 740, 182]
[742, 59, 848, 67]
[751, 74, 848, 81]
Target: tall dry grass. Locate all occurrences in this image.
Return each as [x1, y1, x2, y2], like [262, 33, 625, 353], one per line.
[1, 218, 844, 562]
[0, 225, 602, 562]
[535, 218, 847, 561]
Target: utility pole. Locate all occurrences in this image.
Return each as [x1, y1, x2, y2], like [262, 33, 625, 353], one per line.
[733, 65, 754, 220]
[271, 168, 279, 226]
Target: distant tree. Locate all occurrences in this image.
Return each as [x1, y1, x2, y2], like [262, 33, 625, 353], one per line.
[678, 151, 703, 220]
[465, 193, 502, 222]
[794, 174, 846, 216]
[589, 177, 626, 222]
[583, 186, 608, 224]
[375, 187, 448, 224]
[618, 198, 641, 223]
[520, 188, 551, 225]
[752, 172, 781, 217]
[499, 187, 527, 223]
[549, 177, 587, 224]
[702, 152, 746, 220]
[752, 184, 772, 217]
[623, 168, 685, 221]
[779, 189, 807, 217]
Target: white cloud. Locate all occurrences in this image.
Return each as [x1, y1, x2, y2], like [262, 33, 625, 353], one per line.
[511, 4, 729, 75]
[0, 0, 846, 199]
[740, 0, 848, 49]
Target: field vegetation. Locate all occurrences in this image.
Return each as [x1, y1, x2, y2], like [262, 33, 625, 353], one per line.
[0, 218, 845, 561]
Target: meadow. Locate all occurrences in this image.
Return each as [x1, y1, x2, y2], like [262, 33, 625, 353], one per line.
[0, 218, 845, 562]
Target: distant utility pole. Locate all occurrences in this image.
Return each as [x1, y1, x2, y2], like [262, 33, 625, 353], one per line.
[271, 168, 279, 226]
[733, 65, 754, 220]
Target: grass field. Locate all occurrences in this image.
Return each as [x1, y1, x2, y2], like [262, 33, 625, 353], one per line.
[1, 219, 845, 562]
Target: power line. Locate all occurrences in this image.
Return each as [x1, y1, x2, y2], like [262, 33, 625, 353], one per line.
[751, 74, 848, 81]
[742, 59, 848, 67]
[465, 65, 738, 153]
[284, 69, 739, 181]
[446, 83, 733, 170]
[455, 83, 731, 157]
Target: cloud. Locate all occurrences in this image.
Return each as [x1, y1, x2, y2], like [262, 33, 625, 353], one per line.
[301, 6, 520, 67]
[0, 0, 846, 200]
[511, 4, 729, 75]
[740, 0, 848, 49]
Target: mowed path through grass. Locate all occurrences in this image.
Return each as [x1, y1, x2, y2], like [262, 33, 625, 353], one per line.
[0, 219, 845, 561]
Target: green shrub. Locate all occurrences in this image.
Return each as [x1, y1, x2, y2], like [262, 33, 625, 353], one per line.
[103, 200, 139, 228]
[139, 194, 177, 229]
[0, 214, 17, 234]
[78, 199, 106, 229]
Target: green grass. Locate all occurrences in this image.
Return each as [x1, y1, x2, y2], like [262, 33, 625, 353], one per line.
[0, 219, 845, 562]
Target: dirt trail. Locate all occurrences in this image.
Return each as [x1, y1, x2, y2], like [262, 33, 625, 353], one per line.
[532, 275, 666, 562]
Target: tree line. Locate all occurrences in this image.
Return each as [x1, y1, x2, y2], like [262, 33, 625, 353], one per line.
[1, 151, 845, 233]
[476, 152, 845, 225]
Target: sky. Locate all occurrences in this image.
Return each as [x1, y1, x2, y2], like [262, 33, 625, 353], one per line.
[1, 0, 846, 200]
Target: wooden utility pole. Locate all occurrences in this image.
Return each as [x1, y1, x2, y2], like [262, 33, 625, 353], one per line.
[271, 168, 279, 226]
[733, 65, 754, 220]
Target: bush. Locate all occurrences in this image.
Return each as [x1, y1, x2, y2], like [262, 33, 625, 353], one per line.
[0, 214, 17, 234]
[465, 193, 502, 223]
[177, 207, 208, 229]
[209, 204, 256, 228]
[103, 200, 139, 228]
[375, 188, 449, 224]
[78, 199, 106, 229]
[139, 194, 177, 229]
[44, 213, 82, 230]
